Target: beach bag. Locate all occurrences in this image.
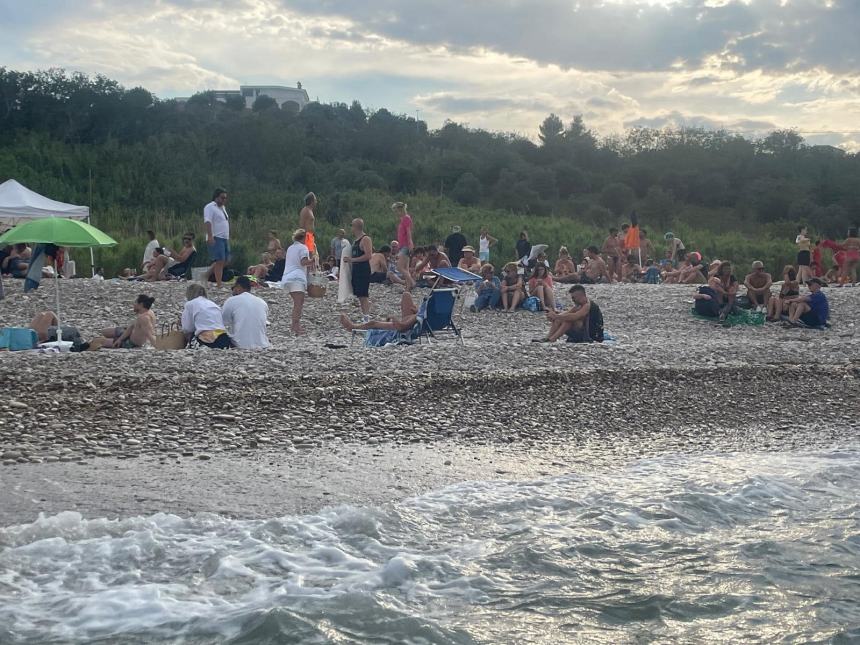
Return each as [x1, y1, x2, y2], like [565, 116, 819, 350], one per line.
[523, 296, 541, 312]
[155, 322, 187, 350]
[0, 327, 38, 351]
[308, 273, 327, 298]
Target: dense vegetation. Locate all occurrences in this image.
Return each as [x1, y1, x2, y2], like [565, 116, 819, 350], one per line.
[1, 68, 857, 274]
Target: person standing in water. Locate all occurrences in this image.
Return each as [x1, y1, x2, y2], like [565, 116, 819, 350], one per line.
[795, 225, 813, 284]
[299, 192, 318, 265]
[343, 218, 373, 318]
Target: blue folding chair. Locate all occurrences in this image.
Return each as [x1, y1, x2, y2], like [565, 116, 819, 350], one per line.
[417, 267, 481, 344]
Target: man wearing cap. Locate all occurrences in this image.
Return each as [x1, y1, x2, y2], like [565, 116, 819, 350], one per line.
[786, 278, 829, 327]
[444, 226, 468, 268]
[743, 261, 773, 312]
[458, 246, 481, 273]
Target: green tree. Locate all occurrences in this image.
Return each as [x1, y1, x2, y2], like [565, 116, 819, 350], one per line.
[599, 182, 635, 216]
[252, 95, 278, 112]
[538, 113, 564, 146]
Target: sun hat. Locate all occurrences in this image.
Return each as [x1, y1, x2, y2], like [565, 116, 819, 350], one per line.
[462, 245, 475, 253]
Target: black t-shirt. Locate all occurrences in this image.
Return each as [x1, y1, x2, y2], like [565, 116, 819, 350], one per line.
[516, 239, 531, 261]
[444, 233, 467, 266]
[266, 259, 285, 282]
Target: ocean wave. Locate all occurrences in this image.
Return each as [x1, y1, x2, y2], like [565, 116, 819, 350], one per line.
[1, 449, 858, 644]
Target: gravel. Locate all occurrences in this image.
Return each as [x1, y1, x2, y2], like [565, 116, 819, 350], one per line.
[0, 277, 858, 465]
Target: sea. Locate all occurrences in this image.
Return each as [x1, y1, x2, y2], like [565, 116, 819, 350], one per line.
[1, 447, 858, 644]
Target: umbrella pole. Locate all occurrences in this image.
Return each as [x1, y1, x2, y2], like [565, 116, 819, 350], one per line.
[55, 269, 61, 340]
[0, 271, 4, 301]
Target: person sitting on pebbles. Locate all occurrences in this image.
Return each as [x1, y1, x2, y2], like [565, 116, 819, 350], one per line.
[85, 294, 157, 349]
[559, 246, 607, 284]
[743, 261, 773, 312]
[181, 283, 234, 349]
[500, 262, 525, 312]
[472, 263, 501, 312]
[142, 247, 169, 282]
[534, 285, 604, 343]
[528, 263, 555, 311]
[785, 277, 830, 328]
[458, 246, 481, 273]
[339, 292, 420, 333]
[554, 247, 576, 277]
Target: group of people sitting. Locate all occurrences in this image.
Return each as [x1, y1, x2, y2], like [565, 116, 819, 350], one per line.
[693, 261, 830, 328]
[122, 230, 198, 281]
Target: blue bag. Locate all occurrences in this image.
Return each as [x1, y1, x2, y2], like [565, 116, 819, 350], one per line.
[0, 327, 38, 351]
[523, 296, 541, 312]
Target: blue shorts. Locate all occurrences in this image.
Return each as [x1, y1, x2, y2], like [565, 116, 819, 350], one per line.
[479, 251, 490, 262]
[209, 237, 230, 262]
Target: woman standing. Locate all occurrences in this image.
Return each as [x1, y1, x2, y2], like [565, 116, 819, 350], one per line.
[343, 218, 373, 318]
[478, 227, 498, 264]
[394, 202, 412, 279]
[281, 229, 314, 335]
[795, 226, 813, 284]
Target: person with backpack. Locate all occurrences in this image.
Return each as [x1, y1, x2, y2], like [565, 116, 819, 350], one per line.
[534, 285, 604, 343]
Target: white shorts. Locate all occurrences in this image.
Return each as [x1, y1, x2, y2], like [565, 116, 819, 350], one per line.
[284, 281, 306, 293]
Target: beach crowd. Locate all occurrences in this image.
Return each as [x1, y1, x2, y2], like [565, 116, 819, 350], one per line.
[3, 187, 858, 350]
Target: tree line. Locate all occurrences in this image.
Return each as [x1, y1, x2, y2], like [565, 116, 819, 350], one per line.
[1, 67, 857, 244]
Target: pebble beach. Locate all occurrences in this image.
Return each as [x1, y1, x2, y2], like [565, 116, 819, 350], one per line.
[0, 277, 858, 469]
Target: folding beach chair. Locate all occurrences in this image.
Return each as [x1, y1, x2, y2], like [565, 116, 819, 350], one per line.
[418, 267, 482, 344]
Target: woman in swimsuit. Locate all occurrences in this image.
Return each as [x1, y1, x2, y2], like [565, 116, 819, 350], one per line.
[767, 266, 800, 322]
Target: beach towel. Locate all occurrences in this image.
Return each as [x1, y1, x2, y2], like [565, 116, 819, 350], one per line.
[337, 239, 353, 304]
[690, 308, 765, 326]
[0, 327, 38, 351]
[23, 244, 45, 292]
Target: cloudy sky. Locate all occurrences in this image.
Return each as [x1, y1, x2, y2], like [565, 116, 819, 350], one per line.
[2, 0, 859, 149]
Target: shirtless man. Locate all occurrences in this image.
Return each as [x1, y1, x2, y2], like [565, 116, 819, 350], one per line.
[370, 246, 391, 283]
[565, 246, 606, 284]
[339, 292, 419, 333]
[743, 261, 772, 311]
[92, 295, 157, 349]
[299, 192, 318, 263]
[602, 228, 622, 282]
[536, 285, 603, 343]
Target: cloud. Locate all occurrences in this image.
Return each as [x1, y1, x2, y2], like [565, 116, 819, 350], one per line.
[1, 0, 859, 150]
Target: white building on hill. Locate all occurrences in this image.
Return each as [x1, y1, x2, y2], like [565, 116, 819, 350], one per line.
[180, 83, 311, 111]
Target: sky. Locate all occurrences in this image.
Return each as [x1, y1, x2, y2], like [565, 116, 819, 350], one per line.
[1, 0, 859, 150]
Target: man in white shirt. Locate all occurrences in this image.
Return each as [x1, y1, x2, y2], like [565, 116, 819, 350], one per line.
[222, 276, 270, 350]
[142, 230, 159, 270]
[203, 188, 231, 288]
[181, 283, 233, 349]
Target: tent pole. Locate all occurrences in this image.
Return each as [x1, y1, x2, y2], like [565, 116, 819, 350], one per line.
[87, 216, 95, 277]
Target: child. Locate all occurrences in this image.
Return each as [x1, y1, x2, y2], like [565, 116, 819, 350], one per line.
[643, 259, 661, 284]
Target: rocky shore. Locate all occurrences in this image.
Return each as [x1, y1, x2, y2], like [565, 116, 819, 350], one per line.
[1, 278, 858, 466]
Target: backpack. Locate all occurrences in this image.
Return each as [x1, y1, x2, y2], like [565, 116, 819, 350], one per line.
[588, 301, 605, 342]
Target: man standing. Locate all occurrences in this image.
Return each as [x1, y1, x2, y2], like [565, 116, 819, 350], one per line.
[515, 230, 531, 263]
[300, 192, 318, 262]
[537, 285, 604, 343]
[330, 228, 346, 266]
[444, 225, 468, 269]
[204, 188, 230, 288]
[343, 218, 373, 317]
[743, 261, 773, 312]
[222, 276, 270, 350]
[602, 227, 622, 282]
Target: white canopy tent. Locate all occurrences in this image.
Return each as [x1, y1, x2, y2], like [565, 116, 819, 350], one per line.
[0, 179, 94, 278]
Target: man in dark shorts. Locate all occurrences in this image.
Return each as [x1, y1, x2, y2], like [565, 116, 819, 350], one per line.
[787, 278, 829, 327]
[535, 285, 604, 343]
[369, 245, 390, 283]
[343, 218, 373, 317]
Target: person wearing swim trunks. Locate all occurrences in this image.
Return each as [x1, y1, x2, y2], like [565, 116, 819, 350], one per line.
[743, 261, 773, 311]
[343, 218, 373, 316]
[795, 226, 813, 284]
[299, 192, 318, 261]
[92, 294, 157, 349]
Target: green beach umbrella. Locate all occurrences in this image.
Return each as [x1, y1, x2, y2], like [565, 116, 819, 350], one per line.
[0, 217, 116, 247]
[0, 218, 117, 346]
